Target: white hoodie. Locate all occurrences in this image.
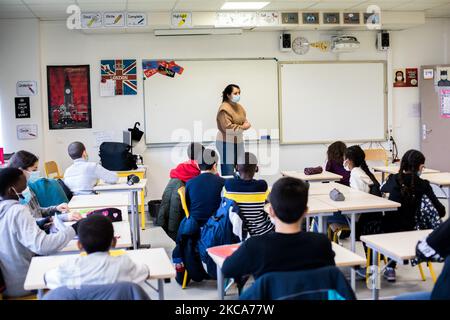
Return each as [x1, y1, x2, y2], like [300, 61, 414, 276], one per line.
[349, 167, 373, 193]
[0, 200, 75, 297]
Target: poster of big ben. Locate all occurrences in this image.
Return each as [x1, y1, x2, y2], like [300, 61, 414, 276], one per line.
[47, 65, 92, 130]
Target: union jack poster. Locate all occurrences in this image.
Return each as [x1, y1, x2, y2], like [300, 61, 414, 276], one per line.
[101, 59, 137, 95]
[142, 60, 184, 78]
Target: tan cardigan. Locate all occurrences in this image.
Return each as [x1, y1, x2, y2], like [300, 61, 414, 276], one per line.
[216, 101, 247, 142]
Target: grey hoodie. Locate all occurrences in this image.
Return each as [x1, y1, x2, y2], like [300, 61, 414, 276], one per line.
[0, 199, 75, 297]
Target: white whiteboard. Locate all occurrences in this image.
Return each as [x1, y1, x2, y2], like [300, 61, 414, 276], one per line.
[279, 61, 387, 144]
[144, 59, 279, 144]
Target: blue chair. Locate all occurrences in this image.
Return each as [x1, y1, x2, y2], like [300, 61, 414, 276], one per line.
[240, 266, 356, 300]
[42, 282, 150, 300]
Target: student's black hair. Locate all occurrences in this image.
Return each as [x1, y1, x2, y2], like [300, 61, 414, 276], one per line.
[345, 145, 379, 186]
[77, 215, 114, 254]
[327, 141, 347, 163]
[199, 149, 218, 171]
[236, 152, 258, 177]
[222, 84, 240, 103]
[8, 150, 39, 170]
[68, 141, 86, 160]
[187, 142, 205, 162]
[397, 149, 425, 205]
[269, 177, 309, 223]
[0, 168, 24, 197]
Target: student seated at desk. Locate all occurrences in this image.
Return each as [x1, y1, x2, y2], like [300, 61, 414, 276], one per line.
[8, 150, 81, 223]
[344, 145, 383, 279]
[0, 168, 77, 298]
[156, 142, 204, 241]
[381, 149, 445, 282]
[325, 141, 351, 239]
[186, 149, 225, 227]
[223, 152, 274, 237]
[326, 141, 350, 186]
[222, 177, 335, 281]
[44, 215, 149, 289]
[64, 142, 118, 196]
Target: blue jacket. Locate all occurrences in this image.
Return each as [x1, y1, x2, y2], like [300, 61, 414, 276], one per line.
[42, 282, 150, 300]
[240, 266, 356, 300]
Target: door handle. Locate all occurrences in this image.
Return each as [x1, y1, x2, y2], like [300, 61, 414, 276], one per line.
[422, 124, 432, 140]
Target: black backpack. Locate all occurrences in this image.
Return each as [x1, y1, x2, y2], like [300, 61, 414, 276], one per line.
[99, 142, 137, 171]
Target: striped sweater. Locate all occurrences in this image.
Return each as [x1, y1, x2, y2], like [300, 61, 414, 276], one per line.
[223, 177, 274, 237]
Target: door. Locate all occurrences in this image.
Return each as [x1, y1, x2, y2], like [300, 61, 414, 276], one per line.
[420, 65, 450, 171]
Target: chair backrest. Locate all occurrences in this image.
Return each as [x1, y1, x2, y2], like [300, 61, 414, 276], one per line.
[44, 161, 63, 179]
[42, 282, 151, 300]
[178, 186, 190, 218]
[364, 148, 389, 165]
[240, 266, 356, 300]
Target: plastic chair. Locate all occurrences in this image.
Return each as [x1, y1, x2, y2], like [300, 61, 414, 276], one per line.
[177, 186, 190, 289]
[44, 161, 63, 179]
[116, 170, 146, 230]
[364, 149, 389, 165]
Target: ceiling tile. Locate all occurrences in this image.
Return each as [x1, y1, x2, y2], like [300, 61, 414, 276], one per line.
[174, 0, 223, 11]
[349, 0, 414, 11]
[127, 1, 177, 11]
[265, 1, 318, 10]
[389, 0, 450, 10]
[22, 0, 75, 4]
[0, 4, 35, 18]
[307, 1, 367, 10]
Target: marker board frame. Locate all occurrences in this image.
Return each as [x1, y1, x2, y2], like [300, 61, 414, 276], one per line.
[278, 60, 388, 145]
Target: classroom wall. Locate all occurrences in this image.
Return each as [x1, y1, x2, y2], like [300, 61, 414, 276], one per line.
[1, 18, 449, 199]
[0, 19, 44, 159]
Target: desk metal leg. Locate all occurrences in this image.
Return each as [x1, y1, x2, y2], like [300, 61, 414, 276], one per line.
[158, 279, 164, 300]
[350, 213, 356, 290]
[133, 190, 141, 248]
[37, 289, 44, 299]
[306, 217, 310, 232]
[130, 191, 138, 249]
[372, 249, 379, 300]
[217, 264, 224, 300]
[381, 172, 385, 184]
[350, 214, 356, 252]
[318, 216, 323, 234]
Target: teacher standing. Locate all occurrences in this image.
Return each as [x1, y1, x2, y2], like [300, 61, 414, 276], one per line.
[216, 84, 251, 176]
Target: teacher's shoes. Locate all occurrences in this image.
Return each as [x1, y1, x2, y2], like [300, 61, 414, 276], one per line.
[383, 267, 396, 282]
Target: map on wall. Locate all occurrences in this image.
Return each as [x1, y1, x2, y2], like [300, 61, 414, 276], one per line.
[101, 59, 137, 95]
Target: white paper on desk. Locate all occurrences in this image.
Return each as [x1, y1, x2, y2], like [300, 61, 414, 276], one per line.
[100, 79, 115, 97]
[93, 130, 115, 147]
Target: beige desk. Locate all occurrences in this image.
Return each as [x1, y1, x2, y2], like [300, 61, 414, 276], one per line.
[208, 242, 366, 300]
[373, 165, 440, 183]
[24, 248, 175, 300]
[360, 230, 433, 300]
[94, 179, 147, 249]
[62, 220, 132, 252]
[312, 192, 401, 290]
[281, 170, 343, 183]
[308, 182, 358, 196]
[68, 193, 129, 209]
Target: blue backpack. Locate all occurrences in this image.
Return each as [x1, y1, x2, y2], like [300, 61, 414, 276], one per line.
[198, 198, 242, 279]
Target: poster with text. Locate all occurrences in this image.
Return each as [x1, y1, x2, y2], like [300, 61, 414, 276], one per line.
[393, 68, 418, 87]
[47, 65, 92, 130]
[101, 59, 137, 95]
[440, 89, 450, 118]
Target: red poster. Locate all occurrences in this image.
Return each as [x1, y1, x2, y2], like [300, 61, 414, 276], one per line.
[394, 68, 418, 88]
[47, 65, 92, 130]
